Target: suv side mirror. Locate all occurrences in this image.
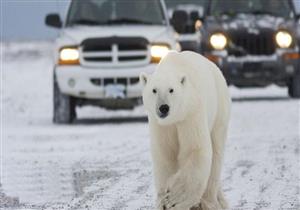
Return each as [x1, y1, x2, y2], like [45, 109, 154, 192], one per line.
[45, 13, 62, 28]
[171, 10, 188, 34]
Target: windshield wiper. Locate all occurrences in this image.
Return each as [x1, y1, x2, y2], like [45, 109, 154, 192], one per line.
[69, 18, 158, 26]
[70, 18, 104, 26]
[106, 18, 155, 25]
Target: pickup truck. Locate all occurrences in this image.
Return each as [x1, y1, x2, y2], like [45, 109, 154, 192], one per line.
[45, 0, 179, 123]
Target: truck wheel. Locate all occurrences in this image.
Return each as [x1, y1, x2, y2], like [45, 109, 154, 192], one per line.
[288, 72, 300, 99]
[53, 78, 76, 124]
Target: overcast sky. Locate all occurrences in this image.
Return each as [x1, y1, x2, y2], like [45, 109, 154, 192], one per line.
[1, 0, 300, 41]
[1, 0, 69, 41]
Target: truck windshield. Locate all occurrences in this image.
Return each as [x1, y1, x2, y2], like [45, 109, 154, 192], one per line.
[66, 0, 166, 26]
[210, 0, 292, 18]
[165, 0, 208, 9]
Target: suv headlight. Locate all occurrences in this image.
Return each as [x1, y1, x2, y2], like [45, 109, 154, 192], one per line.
[150, 44, 170, 63]
[59, 47, 80, 65]
[275, 31, 293, 48]
[210, 33, 227, 50]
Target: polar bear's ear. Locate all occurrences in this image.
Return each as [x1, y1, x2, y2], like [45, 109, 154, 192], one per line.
[180, 76, 186, 86]
[139, 72, 149, 86]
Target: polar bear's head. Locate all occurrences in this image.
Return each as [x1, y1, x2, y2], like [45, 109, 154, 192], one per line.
[140, 52, 193, 125]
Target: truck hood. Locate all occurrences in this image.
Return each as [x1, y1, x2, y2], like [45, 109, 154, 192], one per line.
[206, 14, 296, 32]
[58, 25, 173, 45]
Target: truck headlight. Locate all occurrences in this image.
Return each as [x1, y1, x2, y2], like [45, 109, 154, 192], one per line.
[150, 44, 170, 63]
[59, 47, 80, 65]
[275, 31, 293, 48]
[210, 33, 227, 50]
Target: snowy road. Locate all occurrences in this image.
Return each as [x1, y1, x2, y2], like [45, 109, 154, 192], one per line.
[1, 42, 300, 210]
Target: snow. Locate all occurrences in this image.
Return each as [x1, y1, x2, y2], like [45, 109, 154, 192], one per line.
[1, 42, 300, 210]
[220, 14, 286, 30]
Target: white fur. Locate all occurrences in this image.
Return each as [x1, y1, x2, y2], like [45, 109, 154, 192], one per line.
[140, 51, 231, 210]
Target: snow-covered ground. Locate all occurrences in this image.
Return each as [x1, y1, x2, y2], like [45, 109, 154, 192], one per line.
[1, 42, 299, 210]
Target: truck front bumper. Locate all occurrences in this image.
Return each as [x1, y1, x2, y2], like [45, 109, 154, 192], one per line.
[206, 50, 299, 87]
[55, 64, 156, 99]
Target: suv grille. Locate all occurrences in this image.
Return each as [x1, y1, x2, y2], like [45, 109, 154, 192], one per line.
[230, 30, 275, 55]
[80, 37, 150, 67]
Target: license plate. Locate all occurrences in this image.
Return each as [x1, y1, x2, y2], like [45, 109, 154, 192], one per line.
[104, 84, 126, 98]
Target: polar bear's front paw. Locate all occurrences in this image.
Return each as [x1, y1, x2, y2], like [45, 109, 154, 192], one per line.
[160, 188, 185, 209]
[161, 190, 183, 210]
[159, 171, 203, 210]
[159, 178, 190, 210]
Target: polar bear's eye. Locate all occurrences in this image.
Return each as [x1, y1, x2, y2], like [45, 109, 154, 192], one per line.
[169, 88, 174, 94]
[152, 89, 157, 94]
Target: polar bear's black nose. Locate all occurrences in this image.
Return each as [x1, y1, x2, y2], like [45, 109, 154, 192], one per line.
[159, 104, 169, 115]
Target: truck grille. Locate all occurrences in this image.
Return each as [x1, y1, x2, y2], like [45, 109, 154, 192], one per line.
[80, 37, 150, 67]
[231, 31, 275, 55]
[90, 77, 139, 86]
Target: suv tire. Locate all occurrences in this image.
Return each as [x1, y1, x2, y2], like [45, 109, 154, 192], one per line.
[53, 76, 76, 124]
[288, 71, 300, 99]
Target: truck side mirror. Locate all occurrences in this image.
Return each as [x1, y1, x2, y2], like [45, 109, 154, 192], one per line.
[171, 10, 188, 34]
[190, 11, 200, 21]
[45, 13, 62, 28]
[191, 10, 205, 22]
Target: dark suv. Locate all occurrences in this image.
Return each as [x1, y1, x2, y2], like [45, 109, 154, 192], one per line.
[198, 0, 300, 98]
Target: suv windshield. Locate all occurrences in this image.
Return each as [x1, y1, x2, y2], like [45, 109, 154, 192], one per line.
[210, 0, 292, 18]
[66, 0, 166, 26]
[165, 0, 208, 9]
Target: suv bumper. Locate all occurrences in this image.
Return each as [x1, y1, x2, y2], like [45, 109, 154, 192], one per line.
[207, 50, 299, 87]
[55, 64, 156, 99]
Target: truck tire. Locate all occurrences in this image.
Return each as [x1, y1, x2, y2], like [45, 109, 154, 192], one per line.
[288, 71, 300, 99]
[53, 78, 76, 124]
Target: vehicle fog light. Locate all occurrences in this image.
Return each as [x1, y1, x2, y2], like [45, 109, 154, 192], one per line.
[79, 91, 86, 96]
[68, 78, 76, 87]
[286, 65, 294, 74]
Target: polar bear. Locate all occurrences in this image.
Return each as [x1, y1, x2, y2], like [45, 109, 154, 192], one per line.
[140, 51, 231, 210]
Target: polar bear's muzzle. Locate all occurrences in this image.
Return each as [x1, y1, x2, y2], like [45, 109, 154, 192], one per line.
[158, 104, 170, 118]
